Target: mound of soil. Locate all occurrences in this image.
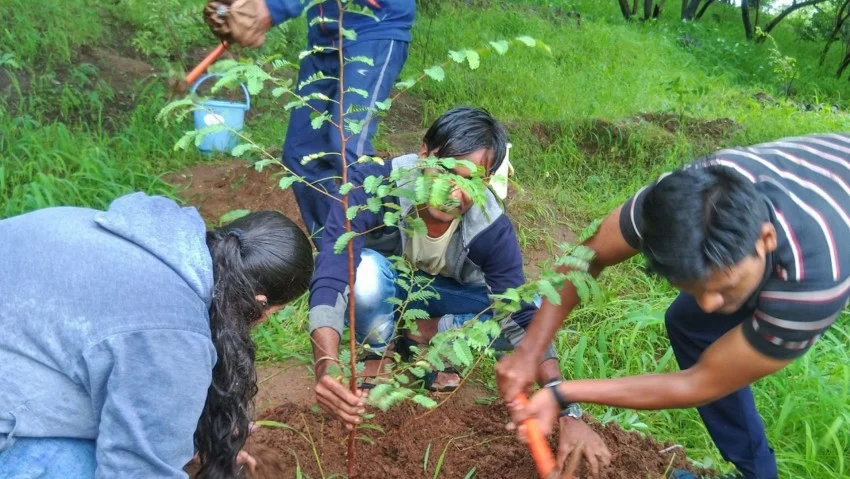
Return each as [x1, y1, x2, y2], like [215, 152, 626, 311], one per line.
[636, 113, 740, 140]
[242, 400, 697, 479]
[165, 160, 307, 234]
[188, 364, 705, 479]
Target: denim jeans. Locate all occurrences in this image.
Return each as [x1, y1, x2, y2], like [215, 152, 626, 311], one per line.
[0, 436, 97, 478]
[351, 249, 493, 352]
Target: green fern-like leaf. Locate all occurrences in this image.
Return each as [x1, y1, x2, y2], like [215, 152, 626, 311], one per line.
[423, 65, 445, 82]
[339, 182, 354, 195]
[453, 340, 474, 367]
[341, 27, 357, 41]
[345, 55, 375, 66]
[366, 196, 382, 213]
[448, 50, 466, 63]
[579, 218, 603, 243]
[412, 395, 438, 409]
[345, 87, 369, 99]
[402, 308, 430, 321]
[383, 211, 400, 227]
[489, 40, 509, 55]
[537, 280, 561, 306]
[334, 231, 358, 254]
[465, 50, 480, 70]
[279, 175, 300, 190]
[346, 205, 360, 220]
[515, 35, 537, 47]
[395, 78, 416, 89]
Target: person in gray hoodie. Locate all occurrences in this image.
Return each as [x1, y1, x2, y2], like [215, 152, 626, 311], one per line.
[0, 192, 314, 478]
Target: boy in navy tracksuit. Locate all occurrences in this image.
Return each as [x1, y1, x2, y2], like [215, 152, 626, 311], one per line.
[308, 107, 613, 475]
[204, 0, 414, 246]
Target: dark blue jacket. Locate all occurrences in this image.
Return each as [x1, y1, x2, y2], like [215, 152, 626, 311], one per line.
[265, 0, 415, 46]
[308, 155, 537, 337]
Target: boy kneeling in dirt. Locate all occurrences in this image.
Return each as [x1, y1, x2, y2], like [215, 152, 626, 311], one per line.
[501, 133, 850, 479]
[309, 106, 611, 474]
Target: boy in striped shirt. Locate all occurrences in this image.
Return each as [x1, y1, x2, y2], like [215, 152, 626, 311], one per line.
[499, 133, 850, 478]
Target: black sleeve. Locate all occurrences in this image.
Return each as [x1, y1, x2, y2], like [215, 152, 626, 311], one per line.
[743, 278, 848, 360]
[617, 185, 652, 250]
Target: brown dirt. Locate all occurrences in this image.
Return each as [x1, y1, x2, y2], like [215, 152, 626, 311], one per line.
[380, 93, 427, 156]
[164, 160, 306, 234]
[635, 113, 740, 140]
[187, 362, 705, 478]
[244, 386, 699, 479]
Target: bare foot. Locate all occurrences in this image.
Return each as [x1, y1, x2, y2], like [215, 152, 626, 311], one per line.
[359, 355, 394, 388]
[431, 371, 461, 392]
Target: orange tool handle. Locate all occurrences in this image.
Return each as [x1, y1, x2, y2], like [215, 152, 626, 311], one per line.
[516, 393, 556, 478]
[185, 41, 230, 85]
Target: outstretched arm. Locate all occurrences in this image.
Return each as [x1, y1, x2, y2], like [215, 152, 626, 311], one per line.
[497, 206, 639, 403]
[513, 325, 792, 438]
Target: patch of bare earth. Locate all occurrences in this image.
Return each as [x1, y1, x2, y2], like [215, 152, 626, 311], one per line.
[164, 159, 307, 235]
[379, 92, 427, 157]
[186, 361, 706, 478]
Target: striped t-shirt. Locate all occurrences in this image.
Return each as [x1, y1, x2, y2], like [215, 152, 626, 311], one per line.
[619, 133, 850, 360]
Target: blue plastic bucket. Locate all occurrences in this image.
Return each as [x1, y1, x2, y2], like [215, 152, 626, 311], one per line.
[191, 74, 250, 155]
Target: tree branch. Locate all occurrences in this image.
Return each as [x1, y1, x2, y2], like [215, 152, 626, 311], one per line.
[760, 0, 829, 38]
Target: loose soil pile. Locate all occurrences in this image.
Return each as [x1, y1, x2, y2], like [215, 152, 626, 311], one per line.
[186, 363, 704, 479]
[165, 160, 307, 235]
[243, 400, 698, 479]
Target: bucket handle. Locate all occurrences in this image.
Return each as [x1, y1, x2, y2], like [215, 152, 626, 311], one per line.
[190, 73, 250, 110]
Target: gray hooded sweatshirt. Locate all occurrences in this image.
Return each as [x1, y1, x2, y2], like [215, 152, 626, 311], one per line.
[0, 193, 217, 478]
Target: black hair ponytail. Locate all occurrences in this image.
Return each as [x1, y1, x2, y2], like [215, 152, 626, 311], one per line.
[194, 211, 313, 478]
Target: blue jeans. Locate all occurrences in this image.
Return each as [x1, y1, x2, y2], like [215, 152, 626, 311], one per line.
[666, 293, 778, 479]
[0, 437, 97, 478]
[283, 40, 409, 248]
[351, 249, 492, 352]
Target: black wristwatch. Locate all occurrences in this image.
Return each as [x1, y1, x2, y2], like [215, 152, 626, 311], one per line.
[544, 380, 583, 420]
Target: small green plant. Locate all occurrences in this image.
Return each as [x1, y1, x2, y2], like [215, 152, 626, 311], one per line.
[757, 27, 799, 99]
[159, 2, 564, 475]
[663, 75, 709, 129]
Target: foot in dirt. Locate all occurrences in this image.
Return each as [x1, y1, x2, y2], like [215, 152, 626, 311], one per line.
[430, 371, 460, 391]
[359, 355, 394, 390]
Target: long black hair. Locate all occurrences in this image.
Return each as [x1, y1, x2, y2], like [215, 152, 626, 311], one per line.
[195, 211, 313, 478]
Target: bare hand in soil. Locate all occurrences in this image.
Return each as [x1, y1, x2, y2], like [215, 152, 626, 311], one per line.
[509, 385, 559, 439]
[496, 351, 538, 406]
[557, 417, 612, 477]
[315, 374, 366, 431]
[236, 450, 257, 474]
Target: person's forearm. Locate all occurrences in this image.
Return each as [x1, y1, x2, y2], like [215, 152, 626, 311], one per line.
[557, 370, 711, 410]
[536, 358, 562, 386]
[518, 262, 604, 361]
[311, 327, 341, 378]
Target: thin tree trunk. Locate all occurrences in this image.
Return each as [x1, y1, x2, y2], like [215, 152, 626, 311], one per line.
[654, 0, 667, 18]
[820, 0, 850, 65]
[644, 0, 653, 19]
[682, 0, 702, 19]
[753, 0, 760, 26]
[695, 0, 716, 20]
[617, 0, 633, 19]
[742, 0, 754, 40]
[837, 51, 850, 78]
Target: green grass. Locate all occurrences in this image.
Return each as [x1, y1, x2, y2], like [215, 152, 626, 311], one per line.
[4, 0, 850, 477]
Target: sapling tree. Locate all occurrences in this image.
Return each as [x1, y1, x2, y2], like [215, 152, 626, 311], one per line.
[158, 2, 600, 476]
